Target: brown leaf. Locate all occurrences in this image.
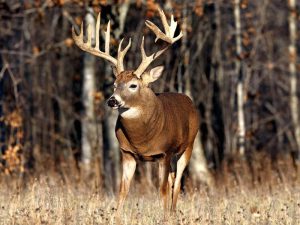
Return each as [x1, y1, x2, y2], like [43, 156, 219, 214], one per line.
[242, 36, 251, 46]
[32, 46, 40, 56]
[136, 0, 142, 8]
[75, 16, 83, 26]
[241, 0, 248, 9]
[4, 110, 22, 128]
[94, 91, 105, 103]
[64, 38, 74, 47]
[194, 0, 204, 17]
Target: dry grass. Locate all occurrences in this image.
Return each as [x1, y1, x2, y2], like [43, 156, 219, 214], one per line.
[0, 176, 299, 225]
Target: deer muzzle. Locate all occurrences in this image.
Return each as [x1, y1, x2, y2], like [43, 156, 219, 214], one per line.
[107, 96, 121, 108]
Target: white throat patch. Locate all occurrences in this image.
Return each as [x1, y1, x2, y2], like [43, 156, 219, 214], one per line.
[119, 107, 141, 119]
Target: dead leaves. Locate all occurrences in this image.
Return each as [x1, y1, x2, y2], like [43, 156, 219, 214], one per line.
[0, 110, 24, 175]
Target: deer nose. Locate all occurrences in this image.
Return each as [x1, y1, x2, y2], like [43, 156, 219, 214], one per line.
[107, 96, 119, 108]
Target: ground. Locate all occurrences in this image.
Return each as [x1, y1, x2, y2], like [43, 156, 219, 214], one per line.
[0, 177, 299, 225]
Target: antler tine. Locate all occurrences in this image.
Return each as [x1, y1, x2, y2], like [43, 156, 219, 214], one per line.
[134, 36, 168, 78]
[117, 38, 132, 73]
[72, 12, 131, 74]
[134, 7, 182, 77]
[105, 20, 111, 55]
[95, 13, 100, 50]
[145, 6, 183, 44]
[158, 6, 169, 35]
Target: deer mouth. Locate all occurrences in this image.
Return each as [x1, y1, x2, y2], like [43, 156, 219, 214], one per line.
[107, 96, 125, 109]
[112, 103, 124, 110]
[110, 102, 124, 109]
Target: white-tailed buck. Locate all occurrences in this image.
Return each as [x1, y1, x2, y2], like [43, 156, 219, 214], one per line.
[72, 7, 199, 215]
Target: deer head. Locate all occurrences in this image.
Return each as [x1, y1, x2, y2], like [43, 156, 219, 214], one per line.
[72, 7, 182, 112]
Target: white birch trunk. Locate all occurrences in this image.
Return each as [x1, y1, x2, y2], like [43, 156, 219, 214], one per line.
[288, 0, 300, 157]
[234, 0, 246, 155]
[113, 1, 130, 39]
[81, 11, 96, 173]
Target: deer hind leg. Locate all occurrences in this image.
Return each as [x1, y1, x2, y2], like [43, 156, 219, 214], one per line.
[171, 146, 193, 211]
[168, 156, 176, 211]
[158, 157, 171, 215]
[116, 151, 136, 217]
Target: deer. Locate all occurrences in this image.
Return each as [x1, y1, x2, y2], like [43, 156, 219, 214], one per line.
[72, 7, 200, 216]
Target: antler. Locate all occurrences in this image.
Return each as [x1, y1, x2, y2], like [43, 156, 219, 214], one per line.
[134, 6, 183, 78]
[72, 13, 131, 75]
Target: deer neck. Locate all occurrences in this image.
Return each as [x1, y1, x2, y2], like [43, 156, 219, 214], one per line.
[118, 90, 164, 143]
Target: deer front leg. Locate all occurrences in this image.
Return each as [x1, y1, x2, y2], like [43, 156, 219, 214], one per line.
[116, 151, 136, 217]
[158, 157, 170, 215]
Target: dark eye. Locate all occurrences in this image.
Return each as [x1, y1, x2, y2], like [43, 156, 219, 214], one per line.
[129, 84, 137, 89]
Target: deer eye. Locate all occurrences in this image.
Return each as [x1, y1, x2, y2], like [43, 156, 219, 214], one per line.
[129, 84, 137, 89]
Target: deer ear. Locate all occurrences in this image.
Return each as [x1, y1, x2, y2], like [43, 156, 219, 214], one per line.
[142, 66, 164, 85]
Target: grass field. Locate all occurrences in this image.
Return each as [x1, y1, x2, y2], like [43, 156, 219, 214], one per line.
[0, 177, 299, 225]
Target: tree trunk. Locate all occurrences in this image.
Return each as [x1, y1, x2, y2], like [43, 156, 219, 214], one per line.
[213, 0, 227, 161]
[288, 0, 300, 160]
[81, 9, 103, 184]
[234, 0, 246, 155]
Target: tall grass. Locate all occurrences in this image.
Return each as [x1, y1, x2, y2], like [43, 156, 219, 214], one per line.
[0, 173, 299, 225]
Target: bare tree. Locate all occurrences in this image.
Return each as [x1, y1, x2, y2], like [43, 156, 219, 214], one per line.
[288, 0, 300, 160]
[234, 0, 246, 155]
[81, 8, 103, 181]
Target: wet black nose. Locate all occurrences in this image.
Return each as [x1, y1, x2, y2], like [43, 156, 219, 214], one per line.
[107, 96, 119, 108]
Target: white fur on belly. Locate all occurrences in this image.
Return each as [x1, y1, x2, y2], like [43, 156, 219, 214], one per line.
[119, 107, 141, 119]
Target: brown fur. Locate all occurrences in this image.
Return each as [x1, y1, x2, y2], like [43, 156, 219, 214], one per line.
[115, 71, 137, 83]
[114, 71, 200, 216]
[116, 93, 199, 157]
